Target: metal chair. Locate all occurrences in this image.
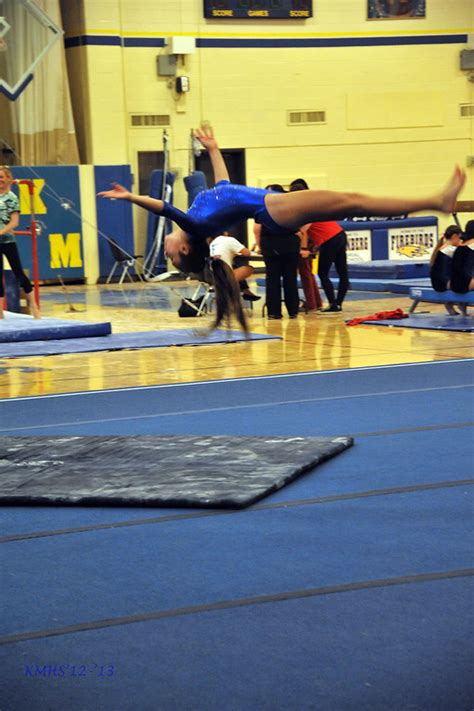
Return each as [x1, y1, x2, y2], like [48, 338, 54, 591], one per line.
[106, 240, 144, 284]
[187, 279, 215, 316]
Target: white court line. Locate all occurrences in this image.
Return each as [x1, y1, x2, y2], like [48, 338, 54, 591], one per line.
[2, 358, 473, 403]
[0, 383, 471, 433]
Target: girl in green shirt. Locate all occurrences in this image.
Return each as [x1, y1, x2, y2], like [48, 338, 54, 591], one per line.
[0, 166, 40, 319]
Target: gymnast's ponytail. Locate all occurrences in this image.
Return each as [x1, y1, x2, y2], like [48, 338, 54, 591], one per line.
[176, 241, 249, 333]
[430, 224, 462, 267]
[210, 258, 249, 334]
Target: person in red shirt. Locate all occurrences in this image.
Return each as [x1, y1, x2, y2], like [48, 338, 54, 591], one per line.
[290, 178, 349, 312]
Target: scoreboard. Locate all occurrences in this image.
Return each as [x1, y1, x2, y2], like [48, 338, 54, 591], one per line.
[203, 1, 312, 19]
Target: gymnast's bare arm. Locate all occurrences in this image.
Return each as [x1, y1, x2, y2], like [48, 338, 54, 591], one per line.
[98, 183, 164, 214]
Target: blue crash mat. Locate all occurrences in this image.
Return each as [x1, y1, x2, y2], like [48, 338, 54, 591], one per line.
[360, 314, 474, 332]
[0, 312, 112, 343]
[341, 260, 429, 280]
[347, 278, 432, 294]
[0, 329, 280, 358]
[0, 435, 353, 508]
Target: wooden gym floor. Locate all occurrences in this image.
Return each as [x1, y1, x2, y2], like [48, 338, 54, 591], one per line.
[0, 280, 472, 400]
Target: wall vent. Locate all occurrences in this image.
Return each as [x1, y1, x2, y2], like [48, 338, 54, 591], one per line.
[459, 103, 474, 118]
[287, 110, 326, 126]
[130, 114, 170, 127]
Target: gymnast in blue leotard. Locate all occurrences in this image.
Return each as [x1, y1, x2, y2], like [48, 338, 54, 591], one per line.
[98, 125, 466, 332]
[160, 181, 289, 242]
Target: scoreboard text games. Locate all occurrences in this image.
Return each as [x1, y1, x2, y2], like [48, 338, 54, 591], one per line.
[204, 1, 312, 19]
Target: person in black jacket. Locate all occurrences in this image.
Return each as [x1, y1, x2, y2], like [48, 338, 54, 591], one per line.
[253, 184, 300, 319]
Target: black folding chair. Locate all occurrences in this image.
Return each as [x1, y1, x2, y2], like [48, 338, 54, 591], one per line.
[106, 240, 143, 284]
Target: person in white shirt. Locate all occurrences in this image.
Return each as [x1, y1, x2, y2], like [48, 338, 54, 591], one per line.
[209, 232, 260, 301]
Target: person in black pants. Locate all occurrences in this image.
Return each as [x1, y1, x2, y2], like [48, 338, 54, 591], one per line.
[288, 178, 349, 313]
[253, 184, 300, 319]
[315, 225, 350, 312]
[0, 166, 40, 319]
[451, 220, 474, 295]
[429, 224, 463, 314]
[429, 222, 474, 314]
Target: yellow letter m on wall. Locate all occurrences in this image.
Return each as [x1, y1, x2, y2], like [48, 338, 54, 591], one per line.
[49, 233, 83, 269]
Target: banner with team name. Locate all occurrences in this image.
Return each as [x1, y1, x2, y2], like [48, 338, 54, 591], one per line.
[345, 230, 372, 262]
[388, 225, 437, 261]
[340, 216, 438, 261]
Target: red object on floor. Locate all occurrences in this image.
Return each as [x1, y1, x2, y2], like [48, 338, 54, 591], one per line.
[345, 308, 409, 327]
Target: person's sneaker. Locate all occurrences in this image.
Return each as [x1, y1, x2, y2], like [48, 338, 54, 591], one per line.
[321, 304, 342, 313]
[241, 290, 261, 301]
[267, 314, 282, 320]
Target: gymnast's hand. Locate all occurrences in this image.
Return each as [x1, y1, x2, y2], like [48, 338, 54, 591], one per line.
[193, 125, 218, 152]
[97, 183, 131, 200]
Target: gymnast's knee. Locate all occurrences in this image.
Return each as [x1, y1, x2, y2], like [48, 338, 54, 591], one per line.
[342, 192, 366, 214]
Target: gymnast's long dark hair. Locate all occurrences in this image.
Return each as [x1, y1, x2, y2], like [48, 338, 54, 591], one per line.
[176, 241, 249, 334]
[429, 224, 462, 267]
[210, 257, 249, 333]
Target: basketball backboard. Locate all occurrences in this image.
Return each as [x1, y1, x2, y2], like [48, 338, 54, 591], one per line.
[0, 0, 62, 100]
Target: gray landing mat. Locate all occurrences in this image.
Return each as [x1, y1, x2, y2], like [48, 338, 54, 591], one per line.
[0, 435, 354, 509]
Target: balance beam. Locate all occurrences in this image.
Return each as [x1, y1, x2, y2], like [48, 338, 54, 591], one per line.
[455, 201, 474, 213]
[409, 287, 474, 314]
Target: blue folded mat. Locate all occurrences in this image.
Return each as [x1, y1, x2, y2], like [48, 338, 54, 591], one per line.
[0, 312, 112, 343]
[0, 329, 280, 358]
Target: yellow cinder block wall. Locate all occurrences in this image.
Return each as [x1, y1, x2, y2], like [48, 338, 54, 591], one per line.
[61, 0, 474, 254]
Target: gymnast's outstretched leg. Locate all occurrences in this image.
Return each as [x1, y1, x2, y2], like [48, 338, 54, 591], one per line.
[264, 167, 466, 230]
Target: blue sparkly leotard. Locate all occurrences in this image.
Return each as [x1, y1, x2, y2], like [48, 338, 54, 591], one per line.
[160, 180, 285, 242]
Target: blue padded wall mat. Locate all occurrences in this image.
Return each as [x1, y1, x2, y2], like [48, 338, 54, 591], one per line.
[0, 329, 280, 358]
[94, 165, 134, 279]
[359, 314, 474, 332]
[184, 171, 208, 205]
[0, 313, 112, 343]
[0, 435, 353, 508]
